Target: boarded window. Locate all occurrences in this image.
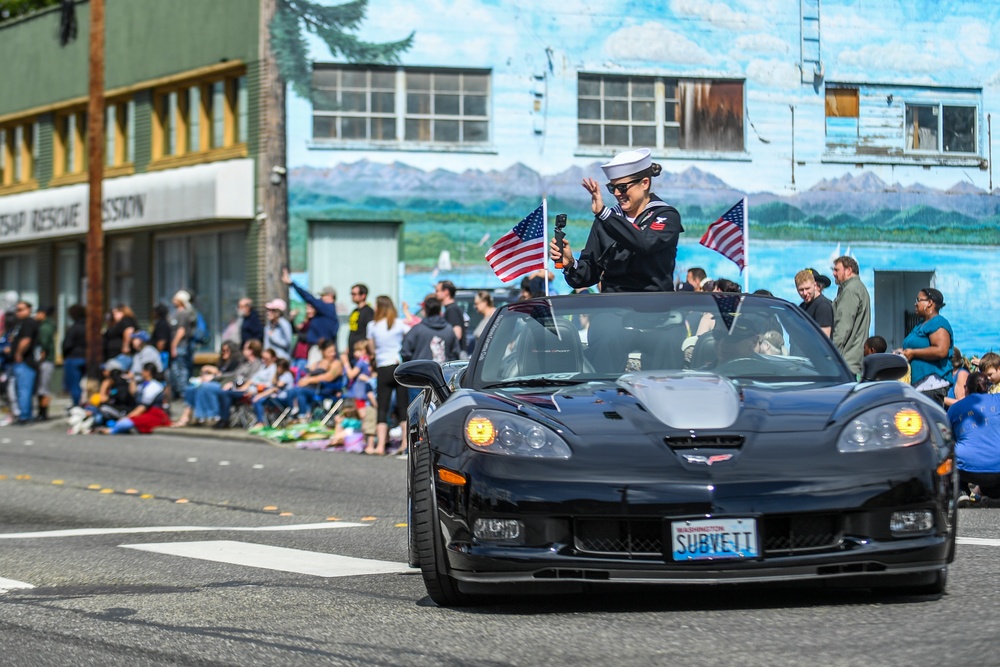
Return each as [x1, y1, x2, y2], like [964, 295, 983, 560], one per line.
[675, 80, 744, 151]
[579, 74, 743, 152]
[825, 88, 859, 117]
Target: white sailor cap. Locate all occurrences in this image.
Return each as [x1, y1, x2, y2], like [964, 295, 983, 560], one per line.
[601, 148, 652, 181]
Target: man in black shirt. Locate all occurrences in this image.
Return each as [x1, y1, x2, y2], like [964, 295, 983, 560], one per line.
[344, 283, 374, 368]
[4, 301, 39, 423]
[435, 280, 467, 354]
[795, 269, 834, 337]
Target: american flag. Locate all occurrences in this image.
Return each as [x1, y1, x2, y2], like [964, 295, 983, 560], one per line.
[711, 292, 745, 334]
[700, 198, 746, 270]
[486, 204, 546, 282]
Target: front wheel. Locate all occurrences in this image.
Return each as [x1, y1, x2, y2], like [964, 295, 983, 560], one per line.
[411, 445, 478, 607]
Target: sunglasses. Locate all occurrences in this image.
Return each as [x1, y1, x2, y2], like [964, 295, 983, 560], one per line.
[605, 177, 644, 196]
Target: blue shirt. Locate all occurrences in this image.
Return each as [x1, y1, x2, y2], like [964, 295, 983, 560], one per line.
[903, 314, 952, 385]
[947, 393, 1000, 473]
[290, 282, 340, 346]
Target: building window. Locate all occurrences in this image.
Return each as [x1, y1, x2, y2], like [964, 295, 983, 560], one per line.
[311, 65, 490, 146]
[824, 84, 981, 162]
[54, 109, 87, 177]
[105, 99, 135, 168]
[154, 229, 246, 352]
[0, 119, 39, 188]
[236, 76, 248, 144]
[825, 87, 859, 146]
[906, 104, 976, 154]
[109, 236, 134, 307]
[578, 74, 745, 152]
[152, 68, 247, 165]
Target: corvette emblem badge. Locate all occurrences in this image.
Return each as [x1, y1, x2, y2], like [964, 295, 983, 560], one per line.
[682, 454, 734, 466]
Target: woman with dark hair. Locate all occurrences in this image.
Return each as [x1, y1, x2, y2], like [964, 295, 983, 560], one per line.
[61, 304, 88, 406]
[550, 147, 683, 294]
[896, 288, 953, 407]
[947, 372, 1000, 506]
[170, 339, 243, 427]
[470, 290, 496, 353]
[150, 303, 172, 370]
[102, 303, 138, 361]
[365, 295, 410, 455]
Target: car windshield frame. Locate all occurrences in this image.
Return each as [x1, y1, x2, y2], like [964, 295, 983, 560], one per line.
[465, 292, 854, 391]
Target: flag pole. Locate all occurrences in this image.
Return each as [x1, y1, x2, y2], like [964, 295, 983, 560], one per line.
[542, 197, 549, 295]
[741, 196, 750, 293]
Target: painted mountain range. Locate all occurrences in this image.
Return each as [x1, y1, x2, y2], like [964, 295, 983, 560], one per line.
[289, 161, 1000, 220]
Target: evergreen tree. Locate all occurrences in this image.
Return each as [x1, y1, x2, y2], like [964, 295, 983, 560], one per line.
[270, 0, 414, 100]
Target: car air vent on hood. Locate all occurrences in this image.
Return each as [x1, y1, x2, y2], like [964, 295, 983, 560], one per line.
[664, 435, 745, 449]
[603, 411, 622, 420]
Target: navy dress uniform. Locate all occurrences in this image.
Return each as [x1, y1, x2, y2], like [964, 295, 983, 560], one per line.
[563, 148, 684, 293]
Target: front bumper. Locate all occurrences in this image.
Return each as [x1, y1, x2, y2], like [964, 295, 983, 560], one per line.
[432, 456, 957, 587]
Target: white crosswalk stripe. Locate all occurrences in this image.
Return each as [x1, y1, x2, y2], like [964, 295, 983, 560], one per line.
[0, 577, 34, 594]
[120, 540, 410, 577]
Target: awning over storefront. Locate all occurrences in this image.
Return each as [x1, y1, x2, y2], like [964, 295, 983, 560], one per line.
[0, 158, 254, 245]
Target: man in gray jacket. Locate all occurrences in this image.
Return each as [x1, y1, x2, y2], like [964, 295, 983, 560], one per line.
[401, 297, 461, 364]
[832, 255, 871, 377]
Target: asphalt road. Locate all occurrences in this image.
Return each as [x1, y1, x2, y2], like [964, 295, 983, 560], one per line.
[1, 422, 999, 667]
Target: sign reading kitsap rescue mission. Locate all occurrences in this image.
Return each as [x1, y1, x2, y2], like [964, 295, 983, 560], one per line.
[0, 194, 146, 239]
[0, 159, 254, 244]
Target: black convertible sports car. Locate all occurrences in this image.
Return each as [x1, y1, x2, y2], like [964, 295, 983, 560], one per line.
[395, 292, 958, 606]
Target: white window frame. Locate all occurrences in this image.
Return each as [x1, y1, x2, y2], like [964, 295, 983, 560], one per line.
[311, 65, 492, 149]
[903, 102, 978, 155]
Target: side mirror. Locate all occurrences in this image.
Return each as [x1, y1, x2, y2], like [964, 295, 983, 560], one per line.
[395, 360, 451, 403]
[861, 353, 909, 382]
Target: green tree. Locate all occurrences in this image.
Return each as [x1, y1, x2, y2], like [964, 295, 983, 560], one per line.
[270, 0, 413, 100]
[0, 0, 59, 22]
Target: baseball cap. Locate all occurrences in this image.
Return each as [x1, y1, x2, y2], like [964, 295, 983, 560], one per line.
[265, 298, 287, 312]
[319, 286, 336, 298]
[131, 330, 150, 343]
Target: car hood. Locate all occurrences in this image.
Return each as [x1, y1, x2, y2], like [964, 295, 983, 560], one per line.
[496, 371, 856, 435]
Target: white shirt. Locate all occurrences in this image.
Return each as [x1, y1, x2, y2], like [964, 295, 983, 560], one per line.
[366, 318, 411, 367]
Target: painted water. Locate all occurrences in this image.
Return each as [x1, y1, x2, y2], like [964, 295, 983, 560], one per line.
[404, 240, 1000, 358]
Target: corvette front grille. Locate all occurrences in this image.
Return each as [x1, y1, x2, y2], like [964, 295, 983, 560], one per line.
[763, 514, 842, 554]
[572, 514, 843, 560]
[574, 518, 662, 558]
[664, 435, 745, 449]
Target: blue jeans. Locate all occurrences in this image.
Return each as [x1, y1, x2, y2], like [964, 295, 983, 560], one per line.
[193, 382, 223, 420]
[63, 357, 87, 406]
[169, 352, 192, 400]
[11, 363, 37, 420]
[253, 394, 287, 424]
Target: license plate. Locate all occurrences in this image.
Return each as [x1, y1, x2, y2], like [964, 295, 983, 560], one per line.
[670, 517, 759, 561]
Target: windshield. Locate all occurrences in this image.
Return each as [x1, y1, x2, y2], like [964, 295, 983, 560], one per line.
[470, 293, 853, 389]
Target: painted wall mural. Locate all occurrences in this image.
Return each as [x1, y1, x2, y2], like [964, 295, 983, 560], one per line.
[285, 0, 1000, 356]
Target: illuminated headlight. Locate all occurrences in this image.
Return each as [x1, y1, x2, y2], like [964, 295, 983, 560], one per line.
[837, 404, 928, 453]
[464, 410, 571, 458]
[890, 510, 934, 535]
[473, 518, 524, 543]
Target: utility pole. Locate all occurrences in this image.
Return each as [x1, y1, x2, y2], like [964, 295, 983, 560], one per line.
[259, 0, 289, 303]
[85, 0, 105, 374]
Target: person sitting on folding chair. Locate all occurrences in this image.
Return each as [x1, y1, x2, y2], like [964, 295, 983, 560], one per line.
[251, 357, 295, 429]
[213, 347, 279, 430]
[99, 363, 170, 434]
[285, 339, 344, 423]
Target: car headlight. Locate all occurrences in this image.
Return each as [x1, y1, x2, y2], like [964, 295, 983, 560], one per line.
[837, 403, 928, 453]
[464, 410, 571, 458]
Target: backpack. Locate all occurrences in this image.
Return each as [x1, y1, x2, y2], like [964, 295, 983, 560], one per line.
[190, 310, 210, 346]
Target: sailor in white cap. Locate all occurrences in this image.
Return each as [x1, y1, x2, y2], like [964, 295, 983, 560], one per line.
[549, 147, 683, 293]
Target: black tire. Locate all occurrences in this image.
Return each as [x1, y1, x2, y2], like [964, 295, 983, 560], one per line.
[411, 444, 477, 607]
